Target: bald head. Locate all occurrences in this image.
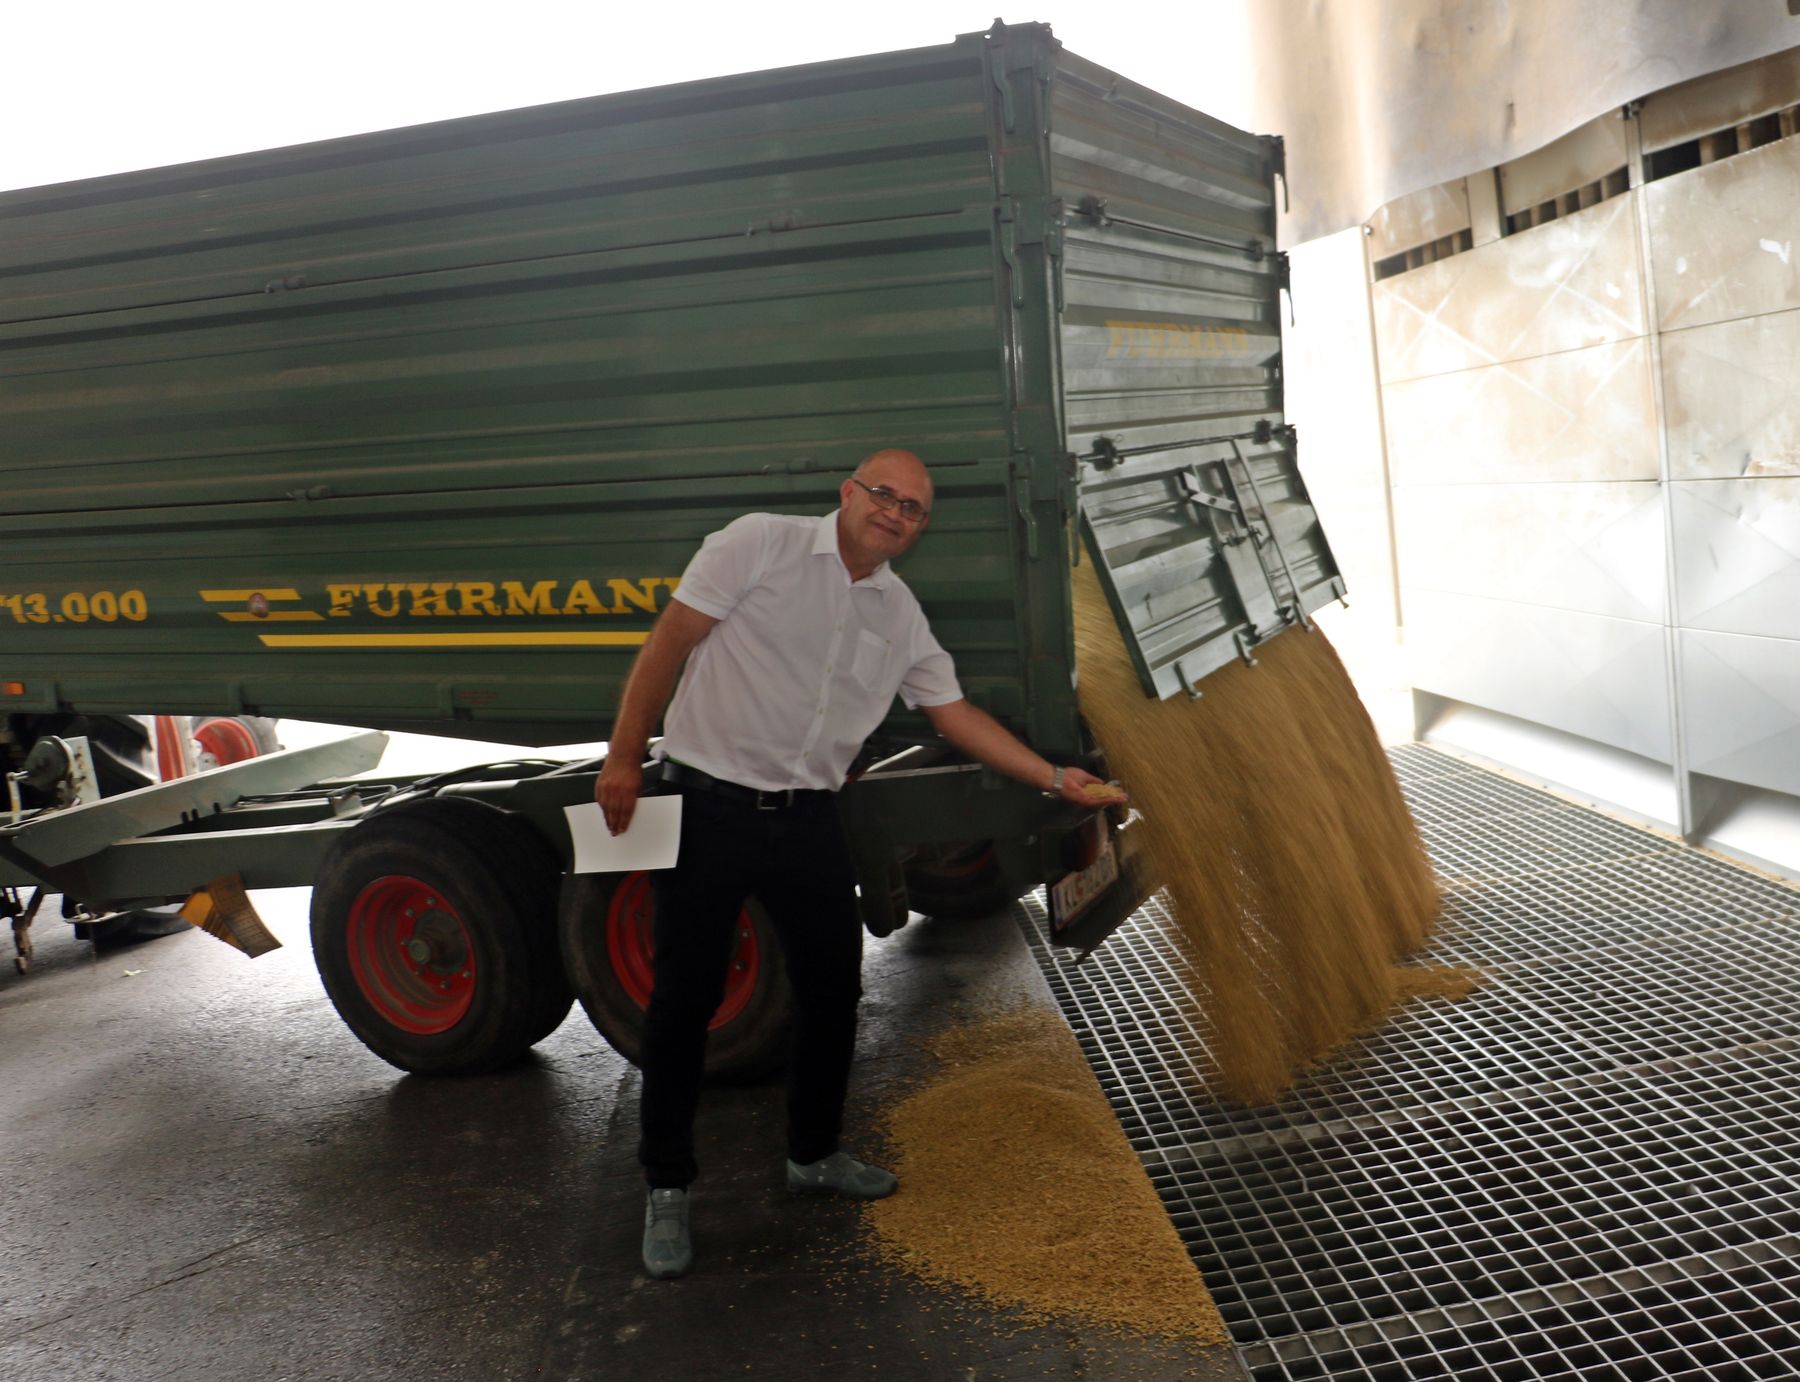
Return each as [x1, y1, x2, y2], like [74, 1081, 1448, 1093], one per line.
[852, 448, 932, 505]
[837, 447, 933, 578]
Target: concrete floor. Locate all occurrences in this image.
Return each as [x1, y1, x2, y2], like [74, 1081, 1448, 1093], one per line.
[0, 886, 1243, 1381]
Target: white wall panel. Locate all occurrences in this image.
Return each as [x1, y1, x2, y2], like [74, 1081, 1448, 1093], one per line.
[1396, 482, 1665, 620]
[1671, 479, 1800, 639]
[1372, 196, 1644, 383]
[1384, 338, 1659, 485]
[1286, 229, 1398, 629]
[1405, 589, 1672, 762]
[1367, 180, 1470, 262]
[1661, 307, 1800, 480]
[1680, 629, 1800, 798]
[1647, 137, 1800, 333]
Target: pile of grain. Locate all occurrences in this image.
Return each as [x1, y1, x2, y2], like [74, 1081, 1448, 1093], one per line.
[865, 1005, 1227, 1343]
[1072, 561, 1473, 1104]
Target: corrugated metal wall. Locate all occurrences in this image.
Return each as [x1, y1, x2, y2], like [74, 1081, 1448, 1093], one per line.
[2, 24, 1331, 751]
[0, 41, 1031, 741]
[1365, 48, 1800, 875]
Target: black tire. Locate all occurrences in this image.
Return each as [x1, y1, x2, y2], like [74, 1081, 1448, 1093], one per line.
[902, 840, 1031, 921]
[310, 796, 570, 1075]
[558, 871, 793, 1084]
[472, 803, 577, 1048]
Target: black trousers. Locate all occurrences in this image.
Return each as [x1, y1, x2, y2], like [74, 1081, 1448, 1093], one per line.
[637, 783, 863, 1189]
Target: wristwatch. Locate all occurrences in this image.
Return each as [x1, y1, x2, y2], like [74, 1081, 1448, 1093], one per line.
[1043, 765, 1065, 799]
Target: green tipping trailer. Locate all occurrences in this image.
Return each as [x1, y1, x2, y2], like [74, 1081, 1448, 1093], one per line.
[0, 23, 1342, 1077]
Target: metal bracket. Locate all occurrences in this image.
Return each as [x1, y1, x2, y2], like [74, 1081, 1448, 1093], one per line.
[1178, 466, 1247, 534]
[1046, 218, 1065, 314]
[999, 213, 1025, 307]
[986, 24, 1017, 132]
[1227, 440, 1312, 632]
[1011, 456, 1040, 561]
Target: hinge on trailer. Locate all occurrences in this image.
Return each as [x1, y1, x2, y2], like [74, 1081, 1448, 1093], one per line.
[1276, 251, 1295, 326]
[998, 212, 1025, 308]
[1267, 134, 1290, 214]
[1011, 456, 1040, 561]
[986, 21, 1017, 132]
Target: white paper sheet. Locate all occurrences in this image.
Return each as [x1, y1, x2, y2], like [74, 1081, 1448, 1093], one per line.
[563, 796, 682, 874]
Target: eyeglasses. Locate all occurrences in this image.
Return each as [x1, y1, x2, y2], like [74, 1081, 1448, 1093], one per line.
[852, 478, 930, 523]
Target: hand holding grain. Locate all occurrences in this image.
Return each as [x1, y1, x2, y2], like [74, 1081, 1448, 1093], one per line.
[1060, 764, 1128, 807]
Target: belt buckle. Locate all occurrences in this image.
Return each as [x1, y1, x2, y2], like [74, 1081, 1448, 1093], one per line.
[754, 788, 792, 811]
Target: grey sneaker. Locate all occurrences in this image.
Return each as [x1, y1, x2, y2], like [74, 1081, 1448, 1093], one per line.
[786, 1151, 898, 1199]
[641, 1188, 693, 1279]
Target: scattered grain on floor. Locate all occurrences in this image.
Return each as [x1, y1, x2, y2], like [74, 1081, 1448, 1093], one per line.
[1072, 560, 1479, 1105]
[865, 1004, 1228, 1345]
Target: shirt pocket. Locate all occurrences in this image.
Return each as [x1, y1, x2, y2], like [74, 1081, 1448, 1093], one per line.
[850, 629, 891, 692]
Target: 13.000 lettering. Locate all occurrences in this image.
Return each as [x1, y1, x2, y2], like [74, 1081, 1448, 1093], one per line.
[0, 590, 149, 624]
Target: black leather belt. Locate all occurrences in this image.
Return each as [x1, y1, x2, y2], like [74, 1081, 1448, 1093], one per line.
[661, 760, 833, 811]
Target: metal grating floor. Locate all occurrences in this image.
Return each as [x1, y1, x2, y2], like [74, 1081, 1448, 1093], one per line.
[1020, 745, 1800, 1381]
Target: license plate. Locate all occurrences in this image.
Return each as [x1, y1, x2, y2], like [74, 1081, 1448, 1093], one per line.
[1049, 833, 1119, 932]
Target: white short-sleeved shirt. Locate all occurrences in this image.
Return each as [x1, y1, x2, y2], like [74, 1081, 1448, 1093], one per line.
[655, 511, 963, 792]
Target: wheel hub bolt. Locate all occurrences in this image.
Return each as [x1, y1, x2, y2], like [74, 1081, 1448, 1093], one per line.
[404, 937, 432, 964]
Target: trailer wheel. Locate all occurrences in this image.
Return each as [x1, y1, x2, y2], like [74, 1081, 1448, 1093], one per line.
[191, 715, 281, 769]
[902, 841, 1030, 921]
[311, 797, 570, 1075]
[558, 871, 793, 1084]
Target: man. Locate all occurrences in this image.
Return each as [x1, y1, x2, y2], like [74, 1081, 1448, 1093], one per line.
[595, 447, 1119, 1280]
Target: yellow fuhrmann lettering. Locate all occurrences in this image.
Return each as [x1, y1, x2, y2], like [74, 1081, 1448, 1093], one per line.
[455, 581, 502, 617]
[606, 578, 661, 615]
[560, 579, 607, 616]
[255, 575, 682, 625]
[1103, 319, 1252, 361]
[501, 580, 560, 615]
[406, 582, 456, 617]
[364, 583, 405, 618]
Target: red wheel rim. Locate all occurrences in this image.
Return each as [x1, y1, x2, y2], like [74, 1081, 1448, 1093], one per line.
[153, 716, 188, 781]
[346, 875, 477, 1035]
[194, 718, 260, 767]
[604, 871, 760, 1030]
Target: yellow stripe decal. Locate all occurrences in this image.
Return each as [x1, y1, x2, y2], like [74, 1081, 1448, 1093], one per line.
[257, 632, 651, 648]
[200, 588, 304, 602]
[218, 611, 326, 623]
